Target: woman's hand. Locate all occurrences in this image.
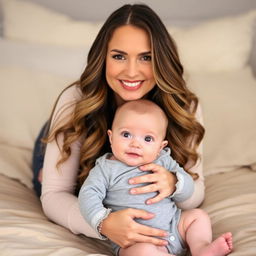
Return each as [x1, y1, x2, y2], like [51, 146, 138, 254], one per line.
[129, 163, 177, 204]
[100, 208, 168, 248]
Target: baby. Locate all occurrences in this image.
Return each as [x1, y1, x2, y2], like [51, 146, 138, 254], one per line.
[78, 99, 233, 256]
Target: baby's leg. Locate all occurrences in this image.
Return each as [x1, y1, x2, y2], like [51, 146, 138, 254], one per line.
[119, 243, 175, 256]
[178, 209, 233, 256]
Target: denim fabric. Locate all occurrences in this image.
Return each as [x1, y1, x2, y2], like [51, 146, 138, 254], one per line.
[32, 122, 49, 197]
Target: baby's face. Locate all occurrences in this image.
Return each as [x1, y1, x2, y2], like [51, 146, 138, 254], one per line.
[108, 109, 168, 166]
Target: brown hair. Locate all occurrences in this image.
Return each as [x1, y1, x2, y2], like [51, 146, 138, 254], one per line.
[46, 4, 204, 186]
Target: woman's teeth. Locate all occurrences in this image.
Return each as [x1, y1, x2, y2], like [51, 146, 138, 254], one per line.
[122, 81, 141, 87]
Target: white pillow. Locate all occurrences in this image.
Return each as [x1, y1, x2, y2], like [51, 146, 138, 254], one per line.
[168, 10, 256, 73]
[187, 67, 256, 176]
[1, 0, 102, 47]
[0, 38, 88, 78]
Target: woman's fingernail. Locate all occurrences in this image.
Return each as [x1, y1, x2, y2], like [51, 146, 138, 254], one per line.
[129, 179, 134, 184]
[146, 200, 152, 205]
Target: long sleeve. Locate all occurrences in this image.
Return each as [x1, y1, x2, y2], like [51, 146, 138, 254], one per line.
[176, 103, 205, 209]
[78, 161, 111, 238]
[40, 85, 99, 238]
[168, 161, 194, 203]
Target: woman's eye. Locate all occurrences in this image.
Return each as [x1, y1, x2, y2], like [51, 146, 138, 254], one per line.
[121, 131, 131, 138]
[144, 136, 154, 142]
[141, 55, 151, 61]
[112, 54, 125, 60]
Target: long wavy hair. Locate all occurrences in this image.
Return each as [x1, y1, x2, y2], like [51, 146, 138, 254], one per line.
[46, 4, 205, 186]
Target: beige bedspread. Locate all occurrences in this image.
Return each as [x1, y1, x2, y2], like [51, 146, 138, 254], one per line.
[201, 168, 256, 255]
[0, 149, 255, 255]
[0, 175, 113, 256]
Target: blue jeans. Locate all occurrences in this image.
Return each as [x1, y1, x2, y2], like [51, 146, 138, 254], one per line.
[32, 122, 49, 197]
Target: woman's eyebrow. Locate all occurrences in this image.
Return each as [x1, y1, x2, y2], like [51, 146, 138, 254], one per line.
[110, 49, 151, 56]
[110, 49, 127, 55]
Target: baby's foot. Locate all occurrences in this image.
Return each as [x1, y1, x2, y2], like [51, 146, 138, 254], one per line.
[198, 232, 233, 256]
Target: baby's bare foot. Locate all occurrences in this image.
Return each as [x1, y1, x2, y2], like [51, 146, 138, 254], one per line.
[198, 232, 233, 256]
[222, 232, 233, 251]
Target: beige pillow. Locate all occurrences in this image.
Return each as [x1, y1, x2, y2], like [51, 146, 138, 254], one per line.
[0, 144, 33, 188]
[187, 67, 256, 176]
[0, 38, 88, 78]
[1, 0, 102, 47]
[0, 67, 74, 150]
[168, 10, 256, 73]
[2, 0, 256, 73]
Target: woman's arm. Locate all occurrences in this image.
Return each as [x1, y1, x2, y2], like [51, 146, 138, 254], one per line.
[176, 103, 205, 209]
[41, 85, 99, 238]
[176, 150, 204, 209]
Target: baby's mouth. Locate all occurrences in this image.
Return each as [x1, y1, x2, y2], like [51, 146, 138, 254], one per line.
[126, 152, 142, 158]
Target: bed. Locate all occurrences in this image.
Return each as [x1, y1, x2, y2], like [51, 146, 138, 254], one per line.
[0, 0, 256, 255]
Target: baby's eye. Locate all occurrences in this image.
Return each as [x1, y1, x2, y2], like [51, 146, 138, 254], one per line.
[144, 136, 154, 142]
[112, 54, 125, 60]
[141, 55, 151, 61]
[121, 131, 131, 138]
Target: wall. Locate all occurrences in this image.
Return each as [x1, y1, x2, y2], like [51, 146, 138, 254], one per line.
[29, 0, 256, 23]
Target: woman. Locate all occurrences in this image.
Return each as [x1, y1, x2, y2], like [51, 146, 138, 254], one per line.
[33, 4, 205, 249]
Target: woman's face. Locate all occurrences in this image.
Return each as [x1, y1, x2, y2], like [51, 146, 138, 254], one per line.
[106, 25, 156, 106]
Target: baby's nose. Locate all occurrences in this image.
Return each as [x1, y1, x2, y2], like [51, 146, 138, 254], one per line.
[130, 138, 141, 148]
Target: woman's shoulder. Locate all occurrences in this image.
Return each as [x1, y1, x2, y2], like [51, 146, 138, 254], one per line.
[51, 83, 83, 124]
[58, 83, 83, 104]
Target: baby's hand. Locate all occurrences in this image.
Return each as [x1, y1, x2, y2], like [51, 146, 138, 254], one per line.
[129, 163, 177, 204]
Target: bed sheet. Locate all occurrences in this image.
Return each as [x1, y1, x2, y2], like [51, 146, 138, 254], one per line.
[1, 159, 255, 255]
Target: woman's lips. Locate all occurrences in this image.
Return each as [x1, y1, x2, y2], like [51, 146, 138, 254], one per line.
[120, 80, 143, 90]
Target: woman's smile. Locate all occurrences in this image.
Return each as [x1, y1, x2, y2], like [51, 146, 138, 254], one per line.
[119, 80, 144, 90]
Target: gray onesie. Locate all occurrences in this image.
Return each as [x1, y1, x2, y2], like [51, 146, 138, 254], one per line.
[78, 147, 194, 255]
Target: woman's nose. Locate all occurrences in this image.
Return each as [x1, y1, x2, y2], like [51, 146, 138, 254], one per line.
[126, 59, 138, 77]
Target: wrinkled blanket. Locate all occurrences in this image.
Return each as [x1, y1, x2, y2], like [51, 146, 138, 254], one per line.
[0, 166, 256, 255]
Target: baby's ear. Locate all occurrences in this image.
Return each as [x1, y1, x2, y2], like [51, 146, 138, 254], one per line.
[161, 140, 168, 150]
[107, 129, 113, 144]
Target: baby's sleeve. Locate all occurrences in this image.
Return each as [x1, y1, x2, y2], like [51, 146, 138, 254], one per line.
[78, 162, 111, 239]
